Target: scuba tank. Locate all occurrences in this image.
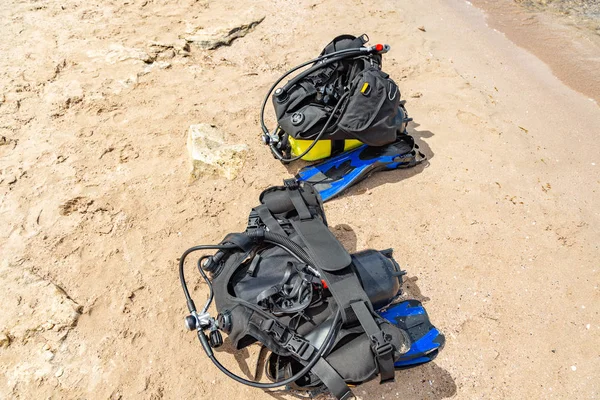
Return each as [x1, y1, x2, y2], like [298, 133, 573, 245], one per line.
[260, 34, 413, 163]
[178, 181, 444, 399]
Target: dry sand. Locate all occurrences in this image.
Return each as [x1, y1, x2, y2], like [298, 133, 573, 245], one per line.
[1, 0, 599, 399]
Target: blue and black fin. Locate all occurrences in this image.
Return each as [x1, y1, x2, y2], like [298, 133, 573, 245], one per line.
[378, 300, 445, 368]
[295, 134, 425, 202]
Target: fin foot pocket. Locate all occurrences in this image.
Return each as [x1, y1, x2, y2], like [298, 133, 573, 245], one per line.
[378, 300, 445, 368]
[296, 135, 425, 202]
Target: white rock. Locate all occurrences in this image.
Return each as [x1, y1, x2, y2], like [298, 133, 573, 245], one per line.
[43, 350, 55, 361]
[187, 124, 247, 180]
[185, 17, 265, 50]
[104, 44, 153, 64]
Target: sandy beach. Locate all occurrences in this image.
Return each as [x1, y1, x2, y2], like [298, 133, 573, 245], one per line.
[1, 0, 599, 399]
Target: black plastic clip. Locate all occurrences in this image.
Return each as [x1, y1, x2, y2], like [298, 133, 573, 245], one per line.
[262, 319, 287, 341]
[262, 319, 315, 361]
[247, 210, 261, 230]
[284, 335, 315, 361]
[283, 178, 299, 189]
[370, 332, 394, 358]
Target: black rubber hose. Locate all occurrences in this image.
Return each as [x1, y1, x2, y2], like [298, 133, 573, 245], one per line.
[179, 244, 238, 313]
[260, 47, 368, 135]
[204, 308, 342, 389]
[263, 232, 312, 264]
[196, 256, 213, 314]
[268, 92, 350, 163]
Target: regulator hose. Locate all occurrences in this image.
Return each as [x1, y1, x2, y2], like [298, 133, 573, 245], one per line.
[178, 231, 342, 390]
[260, 46, 379, 163]
[260, 47, 369, 135]
[267, 91, 349, 163]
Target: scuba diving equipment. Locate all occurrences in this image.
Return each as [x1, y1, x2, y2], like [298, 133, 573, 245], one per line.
[381, 300, 445, 368]
[261, 34, 410, 162]
[179, 181, 444, 399]
[295, 132, 426, 202]
[267, 299, 446, 388]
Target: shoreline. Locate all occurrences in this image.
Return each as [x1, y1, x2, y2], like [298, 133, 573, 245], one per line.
[471, 0, 600, 104]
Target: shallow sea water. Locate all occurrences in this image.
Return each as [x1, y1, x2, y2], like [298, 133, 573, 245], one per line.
[516, 0, 600, 31]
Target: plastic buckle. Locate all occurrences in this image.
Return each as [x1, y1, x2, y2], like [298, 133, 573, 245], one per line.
[284, 335, 315, 361]
[370, 333, 393, 357]
[262, 319, 286, 341]
[283, 178, 299, 189]
[247, 211, 260, 229]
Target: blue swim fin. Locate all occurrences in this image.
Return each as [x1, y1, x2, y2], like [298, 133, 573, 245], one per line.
[295, 134, 425, 202]
[378, 300, 445, 368]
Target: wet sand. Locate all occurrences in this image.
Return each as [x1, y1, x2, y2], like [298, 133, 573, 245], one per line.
[472, 0, 600, 103]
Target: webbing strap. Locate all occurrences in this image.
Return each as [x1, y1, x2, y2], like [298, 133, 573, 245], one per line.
[350, 302, 395, 383]
[312, 358, 354, 400]
[331, 140, 345, 156]
[249, 315, 316, 361]
[290, 219, 351, 272]
[255, 205, 288, 237]
[287, 187, 312, 221]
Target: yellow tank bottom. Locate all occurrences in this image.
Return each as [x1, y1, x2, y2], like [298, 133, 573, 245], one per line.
[289, 137, 363, 161]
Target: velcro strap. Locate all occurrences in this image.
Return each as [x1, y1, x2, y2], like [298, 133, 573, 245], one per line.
[291, 218, 366, 324]
[287, 185, 312, 221]
[350, 301, 395, 383]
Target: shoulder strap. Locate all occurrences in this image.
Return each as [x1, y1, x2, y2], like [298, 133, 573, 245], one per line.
[255, 205, 288, 237]
[351, 301, 395, 382]
[286, 183, 397, 383]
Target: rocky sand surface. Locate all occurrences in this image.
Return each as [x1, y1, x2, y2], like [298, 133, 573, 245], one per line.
[1, 0, 599, 399]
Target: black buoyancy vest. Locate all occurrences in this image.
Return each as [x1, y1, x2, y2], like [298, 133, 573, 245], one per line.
[210, 181, 410, 399]
[272, 34, 405, 146]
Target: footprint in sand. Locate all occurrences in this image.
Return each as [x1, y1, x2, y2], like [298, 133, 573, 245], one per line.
[457, 110, 484, 127]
